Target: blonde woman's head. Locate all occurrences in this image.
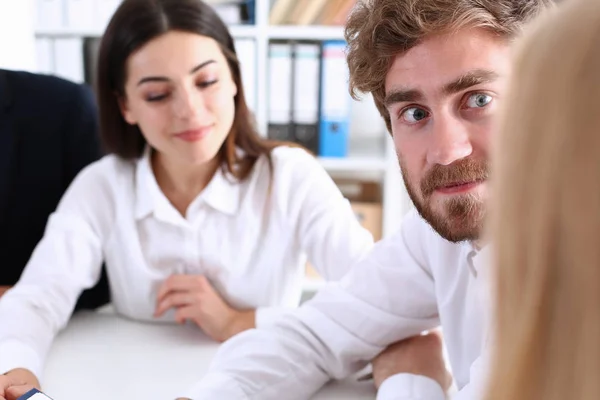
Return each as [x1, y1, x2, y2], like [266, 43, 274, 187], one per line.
[488, 0, 600, 399]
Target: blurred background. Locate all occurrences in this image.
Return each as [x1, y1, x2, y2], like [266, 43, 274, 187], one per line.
[0, 0, 413, 292]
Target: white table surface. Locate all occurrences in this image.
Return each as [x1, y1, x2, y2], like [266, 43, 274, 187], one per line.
[42, 309, 376, 399]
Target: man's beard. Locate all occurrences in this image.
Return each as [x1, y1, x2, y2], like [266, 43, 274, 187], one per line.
[401, 157, 489, 243]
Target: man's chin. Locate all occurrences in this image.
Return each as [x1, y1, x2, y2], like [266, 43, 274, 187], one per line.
[415, 206, 483, 243]
[402, 172, 485, 243]
[438, 222, 480, 243]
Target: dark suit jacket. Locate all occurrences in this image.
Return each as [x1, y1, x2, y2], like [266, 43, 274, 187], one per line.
[0, 69, 110, 310]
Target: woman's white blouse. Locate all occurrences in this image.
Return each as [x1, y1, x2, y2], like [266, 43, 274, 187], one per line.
[0, 146, 374, 377]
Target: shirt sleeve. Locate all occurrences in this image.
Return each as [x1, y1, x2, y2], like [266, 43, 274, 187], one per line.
[254, 306, 293, 328]
[377, 374, 446, 400]
[181, 212, 441, 400]
[276, 148, 375, 281]
[375, 352, 490, 400]
[0, 161, 115, 378]
[451, 354, 489, 400]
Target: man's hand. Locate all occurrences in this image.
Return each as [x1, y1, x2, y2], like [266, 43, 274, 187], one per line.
[0, 368, 40, 400]
[0, 286, 11, 298]
[372, 331, 452, 391]
[155, 275, 256, 342]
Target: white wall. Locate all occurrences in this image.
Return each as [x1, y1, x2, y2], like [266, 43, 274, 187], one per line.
[0, 0, 36, 71]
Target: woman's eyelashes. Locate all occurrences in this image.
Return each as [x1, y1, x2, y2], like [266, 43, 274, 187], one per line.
[197, 79, 218, 89]
[144, 78, 219, 102]
[146, 92, 168, 102]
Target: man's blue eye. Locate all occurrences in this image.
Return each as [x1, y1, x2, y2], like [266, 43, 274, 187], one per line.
[466, 93, 492, 108]
[401, 107, 429, 123]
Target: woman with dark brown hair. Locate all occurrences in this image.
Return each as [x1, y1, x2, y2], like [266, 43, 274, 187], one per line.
[0, 0, 373, 395]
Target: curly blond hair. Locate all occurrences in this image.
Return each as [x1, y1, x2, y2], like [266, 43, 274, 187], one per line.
[345, 0, 554, 132]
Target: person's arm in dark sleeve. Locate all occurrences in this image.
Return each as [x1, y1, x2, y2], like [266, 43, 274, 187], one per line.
[62, 83, 102, 189]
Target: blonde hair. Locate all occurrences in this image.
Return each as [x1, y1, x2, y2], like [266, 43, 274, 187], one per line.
[487, 0, 600, 399]
[344, 0, 553, 132]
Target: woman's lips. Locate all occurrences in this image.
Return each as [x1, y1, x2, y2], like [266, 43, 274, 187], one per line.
[173, 126, 212, 142]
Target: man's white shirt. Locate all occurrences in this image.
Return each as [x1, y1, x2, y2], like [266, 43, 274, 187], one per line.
[0, 146, 374, 379]
[184, 209, 491, 399]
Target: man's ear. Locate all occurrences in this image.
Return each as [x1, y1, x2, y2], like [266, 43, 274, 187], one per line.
[117, 93, 137, 125]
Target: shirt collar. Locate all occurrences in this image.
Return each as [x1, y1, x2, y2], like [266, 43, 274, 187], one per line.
[134, 147, 242, 220]
[134, 147, 162, 220]
[464, 242, 490, 278]
[198, 163, 241, 216]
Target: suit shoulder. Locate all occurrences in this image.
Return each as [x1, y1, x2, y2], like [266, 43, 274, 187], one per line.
[7, 70, 93, 107]
[9, 70, 80, 90]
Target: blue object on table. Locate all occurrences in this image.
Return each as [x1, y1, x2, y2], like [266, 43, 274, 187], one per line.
[17, 388, 53, 400]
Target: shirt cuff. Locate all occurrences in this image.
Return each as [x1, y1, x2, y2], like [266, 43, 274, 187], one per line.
[0, 339, 43, 378]
[377, 374, 446, 400]
[178, 372, 248, 399]
[255, 306, 293, 329]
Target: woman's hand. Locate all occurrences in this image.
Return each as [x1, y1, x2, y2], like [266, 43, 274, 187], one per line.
[154, 275, 255, 342]
[0, 368, 40, 400]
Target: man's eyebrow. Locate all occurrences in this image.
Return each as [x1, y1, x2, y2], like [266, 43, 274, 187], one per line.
[442, 69, 499, 95]
[383, 69, 499, 108]
[384, 89, 424, 108]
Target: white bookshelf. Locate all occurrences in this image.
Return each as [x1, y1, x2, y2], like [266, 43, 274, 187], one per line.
[267, 26, 345, 40]
[35, 24, 262, 38]
[35, 27, 101, 36]
[317, 156, 387, 173]
[34, 0, 411, 293]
